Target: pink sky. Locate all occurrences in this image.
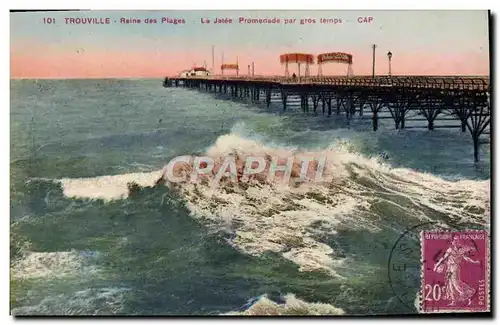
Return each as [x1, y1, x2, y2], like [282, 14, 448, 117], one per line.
[10, 11, 490, 78]
[11, 46, 490, 78]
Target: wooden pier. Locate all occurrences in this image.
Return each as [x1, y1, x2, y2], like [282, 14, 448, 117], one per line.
[163, 75, 491, 162]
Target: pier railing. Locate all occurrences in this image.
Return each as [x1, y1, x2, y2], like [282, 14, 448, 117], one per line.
[169, 75, 490, 91]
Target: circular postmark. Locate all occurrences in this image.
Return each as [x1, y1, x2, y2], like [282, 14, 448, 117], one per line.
[387, 221, 439, 312]
[388, 222, 487, 313]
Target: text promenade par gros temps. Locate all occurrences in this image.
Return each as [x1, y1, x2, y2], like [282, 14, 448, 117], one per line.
[44, 16, 374, 25]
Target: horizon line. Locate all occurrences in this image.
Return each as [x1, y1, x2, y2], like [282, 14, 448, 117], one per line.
[11, 73, 491, 80]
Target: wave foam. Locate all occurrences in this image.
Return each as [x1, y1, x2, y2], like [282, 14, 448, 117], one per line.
[11, 250, 101, 280]
[11, 287, 130, 316]
[224, 294, 345, 316]
[52, 133, 490, 277]
[59, 171, 162, 201]
[176, 134, 489, 275]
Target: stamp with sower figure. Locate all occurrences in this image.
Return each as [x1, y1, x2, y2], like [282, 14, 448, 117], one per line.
[420, 230, 490, 313]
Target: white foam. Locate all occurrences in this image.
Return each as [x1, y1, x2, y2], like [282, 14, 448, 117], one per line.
[53, 133, 490, 277]
[224, 293, 345, 316]
[11, 287, 130, 315]
[59, 171, 162, 201]
[11, 250, 100, 280]
[178, 134, 490, 275]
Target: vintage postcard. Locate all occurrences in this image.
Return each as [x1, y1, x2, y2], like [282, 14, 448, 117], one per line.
[10, 9, 491, 316]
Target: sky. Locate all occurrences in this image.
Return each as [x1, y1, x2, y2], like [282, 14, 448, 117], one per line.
[10, 10, 490, 78]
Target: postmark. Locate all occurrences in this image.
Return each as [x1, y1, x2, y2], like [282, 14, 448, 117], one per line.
[388, 221, 439, 312]
[420, 230, 490, 313]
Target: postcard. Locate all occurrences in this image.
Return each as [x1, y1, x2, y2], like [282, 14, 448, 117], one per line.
[10, 9, 491, 316]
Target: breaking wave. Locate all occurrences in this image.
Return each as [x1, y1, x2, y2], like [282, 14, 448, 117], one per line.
[224, 293, 345, 316]
[52, 132, 490, 276]
[59, 171, 163, 201]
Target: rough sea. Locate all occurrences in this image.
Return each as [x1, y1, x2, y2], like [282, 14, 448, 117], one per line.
[10, 79, 490, 315]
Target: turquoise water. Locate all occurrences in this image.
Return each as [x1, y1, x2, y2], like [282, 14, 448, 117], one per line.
[10, 79, 490, 315]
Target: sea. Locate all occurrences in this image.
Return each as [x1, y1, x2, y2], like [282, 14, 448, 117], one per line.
[10, 79, 491, 316]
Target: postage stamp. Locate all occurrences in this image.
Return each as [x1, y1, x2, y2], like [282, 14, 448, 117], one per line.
[420, 230, 490, 313]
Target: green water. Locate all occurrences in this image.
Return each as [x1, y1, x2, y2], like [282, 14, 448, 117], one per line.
[10, 79, 490, 315]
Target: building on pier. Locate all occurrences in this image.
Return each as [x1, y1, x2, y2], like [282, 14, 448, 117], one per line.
[179, 67, 211, 77]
